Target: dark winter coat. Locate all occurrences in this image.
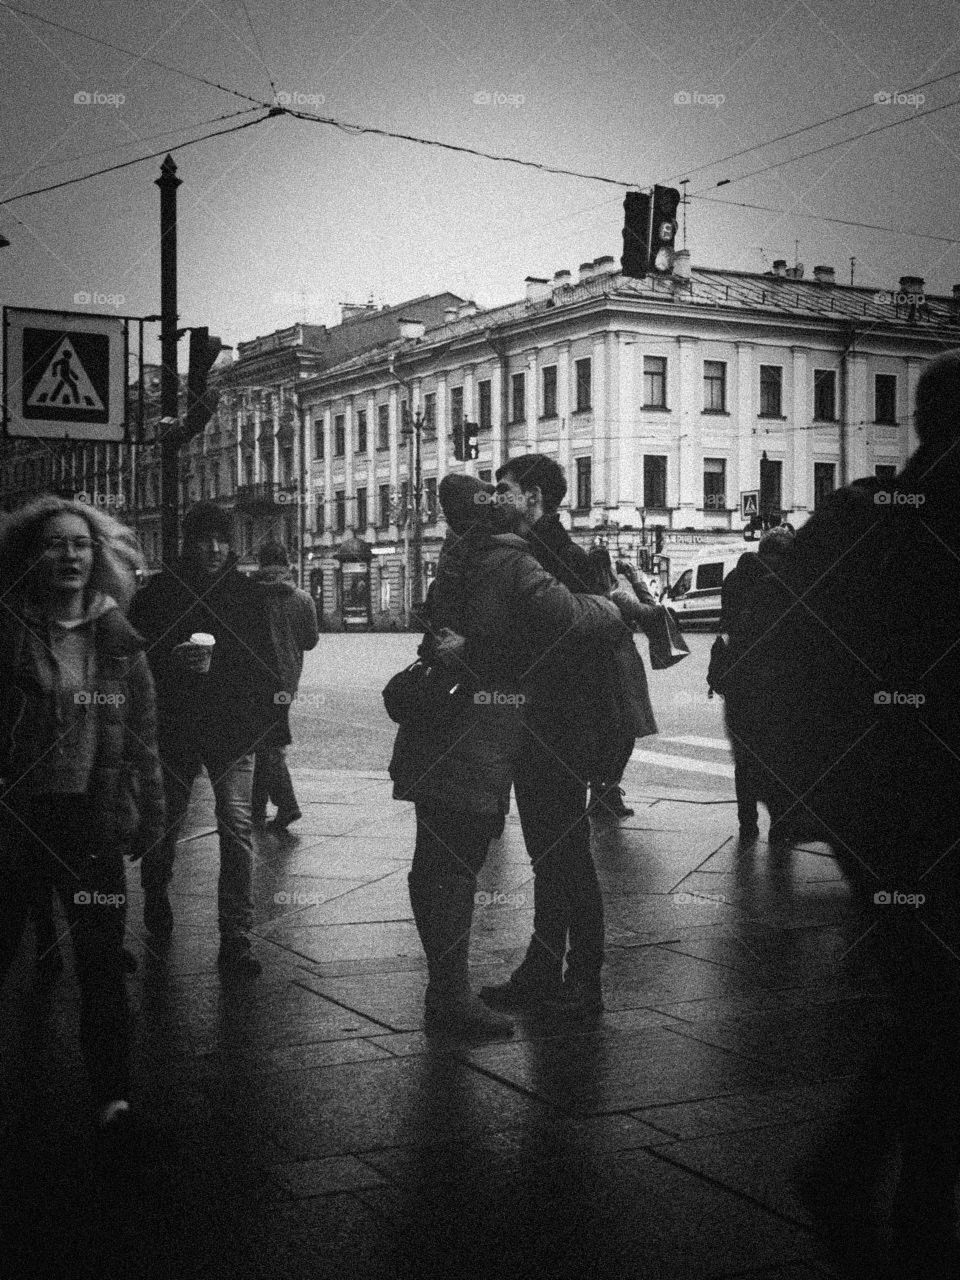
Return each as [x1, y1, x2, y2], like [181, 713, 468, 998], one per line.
[389, 531, 627, 814]
[740, 450, 960, 893]
[129, 556, 283, 759]
[0, 597, 166, 857]
[251, 567, 319, 696]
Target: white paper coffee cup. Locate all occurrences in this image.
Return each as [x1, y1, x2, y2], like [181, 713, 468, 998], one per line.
[188, 631, 215, 672]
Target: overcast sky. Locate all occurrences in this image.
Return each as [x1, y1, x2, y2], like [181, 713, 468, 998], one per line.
[1, 0, 959, 365]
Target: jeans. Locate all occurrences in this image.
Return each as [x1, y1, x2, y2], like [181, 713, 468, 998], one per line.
[252, 747, 299, 821]
[0, 796, 130, 1106]
[142, 732, 255, 940]
[513, 725, 604, 985]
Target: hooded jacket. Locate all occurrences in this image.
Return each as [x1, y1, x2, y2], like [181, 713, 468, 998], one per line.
[250, 566, 319, 697]
[129, 555, 281, 759]
[0, 593, 165, 857]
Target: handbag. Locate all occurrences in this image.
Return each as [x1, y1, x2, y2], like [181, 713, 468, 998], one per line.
[382, 659, 466, 726]
[646, 606, 691, 670]
[707, 634, 730, 695]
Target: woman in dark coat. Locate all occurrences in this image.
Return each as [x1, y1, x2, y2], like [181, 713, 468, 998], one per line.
[0, 497, 165, 1153]
[390, 476, 627, 1037]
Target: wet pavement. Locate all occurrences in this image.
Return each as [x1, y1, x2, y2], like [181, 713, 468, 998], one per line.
[0, 764, 892, 1279]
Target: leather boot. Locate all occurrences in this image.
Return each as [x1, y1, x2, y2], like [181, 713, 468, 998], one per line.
[408, 873, 513, 1039]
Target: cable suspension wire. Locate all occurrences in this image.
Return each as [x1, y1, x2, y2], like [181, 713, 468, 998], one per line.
[693, 194, 960, 245]
[235, 0, 278, 98]
[0, 2, 268, 106]
[667, 65, 960, 184]
[692, 93, 960, 192]
[0, 109, 272, 205]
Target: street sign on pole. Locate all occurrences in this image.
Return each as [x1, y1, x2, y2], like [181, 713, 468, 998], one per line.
[740, 490, 760, 518]
[4, 306, 127, 440]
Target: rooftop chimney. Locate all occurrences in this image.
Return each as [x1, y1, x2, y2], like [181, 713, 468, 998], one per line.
[398, 317, 426, 341]
[458, 301, 478, 319]
[578, 261, 595, 283]
[593, 255, 617, 276]
[813, 265, 835, 284]
[899, 275, 925, 297]
[340, 302, 365, 323]
[524, 276, 552, 303]
[772, 259, 787, 277]
[553, 269, 572, 288]
[443, 306, 458, 324]
[786, 263, 804, 280]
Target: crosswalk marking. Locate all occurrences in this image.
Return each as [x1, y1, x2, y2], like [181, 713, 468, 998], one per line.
[629, 747, 735, 779]
[660, 735, 732, 752]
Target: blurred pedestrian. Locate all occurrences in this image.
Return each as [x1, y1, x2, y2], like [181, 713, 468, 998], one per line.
[129, 502, 279, 976]
[0, 497, 165, 1155]
[716, 527, 795, 844]
[751, 352, 960, 1279]
[250, 540, 319, 831]
[390, 473, 629, 1037]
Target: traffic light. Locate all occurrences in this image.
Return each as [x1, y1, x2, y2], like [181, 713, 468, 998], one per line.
[184, 326, 224, 440]
[464, 420, 479, 460]
[649, 185, 680, 274]
[621, 190, 651, 278]
[451, 422, 465, 461]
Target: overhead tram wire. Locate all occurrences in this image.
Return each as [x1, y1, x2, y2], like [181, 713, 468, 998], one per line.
[0, 2, 268, 107]
[0, 109, 273, 206]
[690, 92, 960, 193]
[666, 65, 960, 186]
[236, 0, 279, 100]
[692, 194, 960, 246]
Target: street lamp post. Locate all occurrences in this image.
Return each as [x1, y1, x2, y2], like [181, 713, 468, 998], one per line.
[401, 406, 425, 625]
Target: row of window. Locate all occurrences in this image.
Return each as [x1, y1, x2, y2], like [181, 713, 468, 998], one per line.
[313, 363, 902, 461]
[311, 454, 870, 535]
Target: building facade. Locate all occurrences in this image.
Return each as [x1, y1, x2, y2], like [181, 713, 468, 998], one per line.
[299, 257, 960, 628]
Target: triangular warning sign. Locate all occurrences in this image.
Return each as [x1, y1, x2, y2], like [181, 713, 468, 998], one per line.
[26, 338, 105, 412]
[741, 492, 760, 516]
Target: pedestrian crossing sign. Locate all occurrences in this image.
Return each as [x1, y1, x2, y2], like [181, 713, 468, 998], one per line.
[741, 490, 760, 518]
[4, 307, 127, 440]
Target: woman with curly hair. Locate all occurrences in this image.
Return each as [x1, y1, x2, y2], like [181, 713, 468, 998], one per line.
[0, 497, 165, 1156]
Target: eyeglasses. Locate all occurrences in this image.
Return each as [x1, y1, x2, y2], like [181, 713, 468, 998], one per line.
[41, 537, 97, 554]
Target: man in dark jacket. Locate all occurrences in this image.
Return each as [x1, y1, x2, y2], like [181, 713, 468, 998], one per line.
[129, 503, 280, 975]
[746, 352, 960, 1279]
[480, 454, 631, 1017]
[251, 541, 319, 830]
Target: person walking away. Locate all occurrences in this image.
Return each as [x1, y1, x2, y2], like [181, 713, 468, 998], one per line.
[389, 474, 631, 1038]
[717, 527, 795, 844]
[250, 541, 319, 830]
[129, 502, 279, 977]
[0, 498, 165, 1157]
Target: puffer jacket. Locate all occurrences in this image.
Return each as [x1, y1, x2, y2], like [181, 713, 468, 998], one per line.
[389, 532, 627, 814]
[0, 595, 166, 857]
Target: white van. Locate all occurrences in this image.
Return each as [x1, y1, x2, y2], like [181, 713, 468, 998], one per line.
[664, 545, 757, 629]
